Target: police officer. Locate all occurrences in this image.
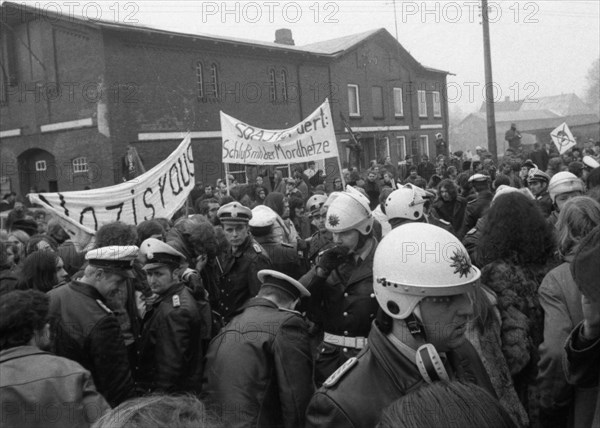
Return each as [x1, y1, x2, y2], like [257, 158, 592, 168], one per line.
[547, 171, 585, 227]
[300, 188, 379, 385]
[48, 245, 138, 407]
[306, 194, 333, 263]
[249, 205, 305, 279]
[135, 238, 205, 394]
[457, 173, 493, 239]
[305, 223, 496, 427]
[216, 201, 271, 322]
[527, 168, 552, 218]
[203, 269, 314, 428]
[384, 184, 428, 229]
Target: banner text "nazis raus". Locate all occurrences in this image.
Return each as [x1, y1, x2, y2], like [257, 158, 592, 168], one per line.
[28, 136, 195, 239]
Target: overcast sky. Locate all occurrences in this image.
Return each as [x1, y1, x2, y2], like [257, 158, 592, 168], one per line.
[15, 0, 600, 116]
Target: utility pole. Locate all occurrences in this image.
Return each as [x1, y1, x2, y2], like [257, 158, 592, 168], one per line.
[482, 0, 498, 161]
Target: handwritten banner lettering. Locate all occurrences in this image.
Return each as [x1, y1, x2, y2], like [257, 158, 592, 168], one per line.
[220, 99, 338, 165]
[28, 135, 194, 246]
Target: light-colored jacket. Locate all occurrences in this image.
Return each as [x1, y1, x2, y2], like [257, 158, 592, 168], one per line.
[538, 259, 598, 428]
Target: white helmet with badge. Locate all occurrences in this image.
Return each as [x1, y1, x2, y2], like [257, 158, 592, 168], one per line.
[373, 223, 480, 319]
[325, 188, 373, 235]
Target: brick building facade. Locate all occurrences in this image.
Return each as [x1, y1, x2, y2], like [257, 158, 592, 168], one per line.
[1, 2, 449, 196]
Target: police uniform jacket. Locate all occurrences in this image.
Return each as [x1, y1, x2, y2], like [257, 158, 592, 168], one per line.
[0, 345, 110, 428]
[457, 189, 493, 239]
[136, 283, 204, 394]
[48, 281, 135, 407]
[301, 238, 379, 338]
[217, 236, 271, 322]
[203, 297, 314, 428]
[305, 322, 495, 428]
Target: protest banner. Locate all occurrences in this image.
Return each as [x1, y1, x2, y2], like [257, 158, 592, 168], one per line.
[28, 135, 194, 248]
[550, 122, 577, 155]
[220, 99, 339, 165]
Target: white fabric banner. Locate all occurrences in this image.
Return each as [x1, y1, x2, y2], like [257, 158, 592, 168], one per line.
[220, 99, 339, 165]
[28, 135, 194, 247]
[550, 122, 577, 155]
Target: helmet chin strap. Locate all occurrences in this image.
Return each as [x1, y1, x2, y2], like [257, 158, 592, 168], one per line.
[405, 307, 450, 384]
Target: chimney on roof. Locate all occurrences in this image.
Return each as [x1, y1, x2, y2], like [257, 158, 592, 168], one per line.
[274, 29, 294, 46]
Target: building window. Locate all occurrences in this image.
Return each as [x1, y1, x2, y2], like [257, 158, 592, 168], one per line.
[393, 87, 404, 117]
[419, 135, 429, 156]
[418, 90, 428, 118]
[196, 61, 204, 100]
[433, 91, 442, 117]
[209, 63, 220, 98]
[371, 86, 384, 118]
[35, 160, 47, 171]
[269, 68, 277, 102]
[280, 69, 288, 102]
[227, 163, 248, 184]
[396, 135, 406, 160]
[73, 157, 88, 173]
[348, 84, 360, 117]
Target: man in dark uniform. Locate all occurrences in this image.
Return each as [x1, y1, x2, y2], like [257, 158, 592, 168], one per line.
[48, 245, 138, 407]
[305, 224, 496, 427]
[135, 238, 205, 394]
[300, 188, 379, 386]
[306, 194, 333, 264]
[249, 205, 305, 279]
[216, 202, 271, 323]
[203, 269, 314, 428]
[457, 173, 493, 240]
[528, 168, 553, 218]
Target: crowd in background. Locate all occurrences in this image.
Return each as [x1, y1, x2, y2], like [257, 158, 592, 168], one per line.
[1, 137, 600, 428]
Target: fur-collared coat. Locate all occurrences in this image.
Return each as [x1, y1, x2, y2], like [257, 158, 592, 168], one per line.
[481, 260, 549, 428]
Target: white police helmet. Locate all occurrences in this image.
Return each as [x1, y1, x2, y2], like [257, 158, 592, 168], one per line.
[385, 185, 426, 222]
[325, 190, 373, 235]
[548, 171, 585, 203]
[373, 223, 480, 319]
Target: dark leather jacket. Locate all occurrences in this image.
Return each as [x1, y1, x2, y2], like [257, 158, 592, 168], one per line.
[458, 189, 493, 239]
[48, 281, 135, 407]
[135, 283, 204, 394]
[203, 298, 314, 428]
[216, 236, 271, 322]
[0, 345, 110, 428]
[305, 322, 495, 428]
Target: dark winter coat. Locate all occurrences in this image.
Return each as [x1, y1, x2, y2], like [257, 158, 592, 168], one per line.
[48, 281, 135, 407]
[305, 322, 495, 428]
[203, 298, 314, 428]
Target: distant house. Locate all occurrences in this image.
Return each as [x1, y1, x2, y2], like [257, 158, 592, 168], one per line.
[453, 94, 599, 155]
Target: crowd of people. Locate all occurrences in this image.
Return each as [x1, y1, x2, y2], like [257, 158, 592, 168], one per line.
[1, 140, 600, 428]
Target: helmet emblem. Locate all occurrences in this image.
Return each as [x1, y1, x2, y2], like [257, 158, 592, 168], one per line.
[328, 214, 340, 227]
[450, 249, 472, 278]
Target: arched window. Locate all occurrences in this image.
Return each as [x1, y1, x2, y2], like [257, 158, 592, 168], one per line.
[269, 68, 277, 102]
[210, 63, 220, 98]
[195, 61, 203, 100]
[280, 69, 288, 102]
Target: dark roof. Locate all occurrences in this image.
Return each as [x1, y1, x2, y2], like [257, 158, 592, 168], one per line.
[2, 1, 450, 72]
